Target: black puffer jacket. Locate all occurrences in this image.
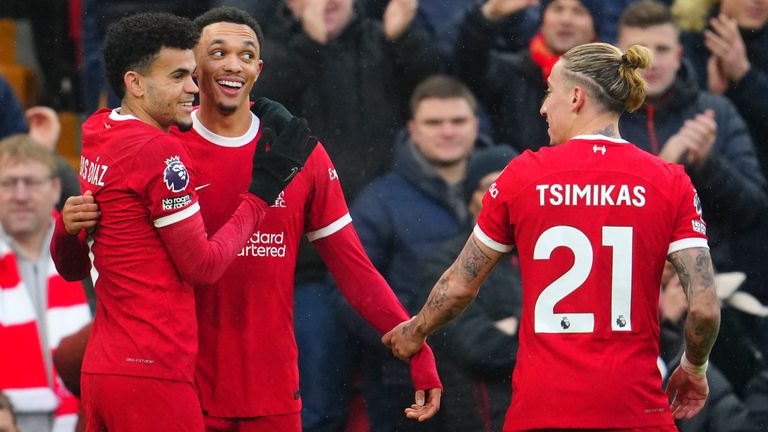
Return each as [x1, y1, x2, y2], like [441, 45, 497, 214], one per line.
[255, 7, 443, 202]
[682, 15, 768, 175]
[455, 5, 550, 153]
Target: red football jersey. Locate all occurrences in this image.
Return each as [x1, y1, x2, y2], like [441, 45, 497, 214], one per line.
[79, 109, 201, 382]
[176, 111, 350, 416]
[475, 135, 708, 430]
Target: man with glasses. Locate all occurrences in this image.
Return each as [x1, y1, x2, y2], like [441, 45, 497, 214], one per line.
[0, 134, 91, 432]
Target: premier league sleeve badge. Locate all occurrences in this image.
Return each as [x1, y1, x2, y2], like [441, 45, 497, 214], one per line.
[164, 156, 190, 192]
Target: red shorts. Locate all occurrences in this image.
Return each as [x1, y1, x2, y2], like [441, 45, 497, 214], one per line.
[81, 373, 204, 432]
[203, 412, 301, 432]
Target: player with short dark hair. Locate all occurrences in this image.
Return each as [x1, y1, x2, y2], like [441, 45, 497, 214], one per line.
[384, 42, 721, 430]
[54, 11, 313, 431]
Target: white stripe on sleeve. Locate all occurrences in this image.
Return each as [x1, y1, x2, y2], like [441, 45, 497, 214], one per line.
[668, 237, 709, 255]
[154, 202, 200, 228]
[473, 225, 514, 253]
[306, 214, 352, 242]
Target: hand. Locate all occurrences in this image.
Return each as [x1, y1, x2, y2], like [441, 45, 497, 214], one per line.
[383, 0, 419, 41]
[667, 365, 709, 419]
[481, 0, 539, 22]
[704, 14, 751, 83]
[252, 97, 293, 134]
[382, 317, 426, 361]
[706, 56, 728, 95]
[62, 191, 100, 235]
[683, 110, 717, 168]
[249, 117, 317, 205]
[25, 106, 61, 150]
[301, 0, 330, 44]
[404, 388, 441, 421]
[660, 110, 716, 168]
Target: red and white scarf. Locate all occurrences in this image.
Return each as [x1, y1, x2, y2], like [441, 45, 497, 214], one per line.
[0, 237, 91, 431]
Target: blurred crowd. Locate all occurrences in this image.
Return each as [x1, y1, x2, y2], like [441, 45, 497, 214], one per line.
[1, 0, 768, 431]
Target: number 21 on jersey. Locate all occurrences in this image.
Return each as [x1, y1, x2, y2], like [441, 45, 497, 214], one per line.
[534, 225, 633, 334]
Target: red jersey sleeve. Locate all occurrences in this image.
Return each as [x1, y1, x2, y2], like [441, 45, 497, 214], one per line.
[50, 214, 91, 282]
[128, 135, 201, 228]
[314, 225, 442, 391]
[475, 162, 518, 252]
[668, 165, 709, 254]
[303, 144, 351, 241]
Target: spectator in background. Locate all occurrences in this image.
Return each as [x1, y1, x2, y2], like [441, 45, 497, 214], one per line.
[680, 0, 768, 303]
[617, 0, 767, 294]
[356, 0, 540, 66]
[340, 75, 485, 431]
[0, 76, 80, 212]
[455, 0, 599, 153]
[254, 0, 442, 201]
[0, 393, 20, 432]
[0, 76, 28, 138]
[680, 0, 768, 168]
[0, 134, 90, 432]
[418, 144, 519, 432]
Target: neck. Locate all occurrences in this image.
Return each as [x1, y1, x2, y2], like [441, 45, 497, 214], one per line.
[12, 228, 48, 261]
[121, 101, 165, 131]
[198, 99, 253, 137]
[435, 160, 468, 186]
[571, 112, 621, 140]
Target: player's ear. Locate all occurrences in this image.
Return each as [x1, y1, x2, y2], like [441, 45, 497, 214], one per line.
[124, 71, 144, 98]
[571, 86, 586, 112]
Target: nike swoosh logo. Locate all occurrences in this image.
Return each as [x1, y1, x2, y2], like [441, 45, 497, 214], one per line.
[195, 183, 211, 191]
[283, 167, 299, 183]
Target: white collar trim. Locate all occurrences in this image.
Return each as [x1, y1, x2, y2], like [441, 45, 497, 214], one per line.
[191, 110, 260, 148]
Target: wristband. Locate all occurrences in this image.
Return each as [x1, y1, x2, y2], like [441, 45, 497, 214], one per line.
[680, 352, 708, 376]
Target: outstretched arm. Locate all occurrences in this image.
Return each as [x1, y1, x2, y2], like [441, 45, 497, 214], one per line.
[315, 224, 442, 420]
[382, 232, 503, 361]
[666, 246, 721, 420]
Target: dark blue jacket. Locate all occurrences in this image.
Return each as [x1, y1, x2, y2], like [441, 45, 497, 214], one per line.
[350, 132, 494, 313]
[0, 76, 28, 139]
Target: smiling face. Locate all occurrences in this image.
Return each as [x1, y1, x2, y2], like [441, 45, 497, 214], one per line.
[408, 97, 478, 166]
[137, 47, 198, 131]
[0, 157, 60, 242]
[195, 22, 263, 115]
[617, 23, 681, 100]
[541, 0, 596, 55]
[721, 0, 768, 30]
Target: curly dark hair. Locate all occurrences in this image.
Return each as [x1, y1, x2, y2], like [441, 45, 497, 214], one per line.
[103, 12, 199, 99]
[193, 7, 264, 50]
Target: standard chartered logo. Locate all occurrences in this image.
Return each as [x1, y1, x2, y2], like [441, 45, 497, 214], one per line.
[238, 231, 286, 257]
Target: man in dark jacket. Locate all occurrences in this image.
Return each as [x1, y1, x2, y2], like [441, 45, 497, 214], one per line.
[253, 0, 442, 201]
[417, 144, 519, 432]
[340, 75, 492, 431]
[455, 0, 599, 153]
[617, 0, 767, 281]
[680, 0, 768, 173]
